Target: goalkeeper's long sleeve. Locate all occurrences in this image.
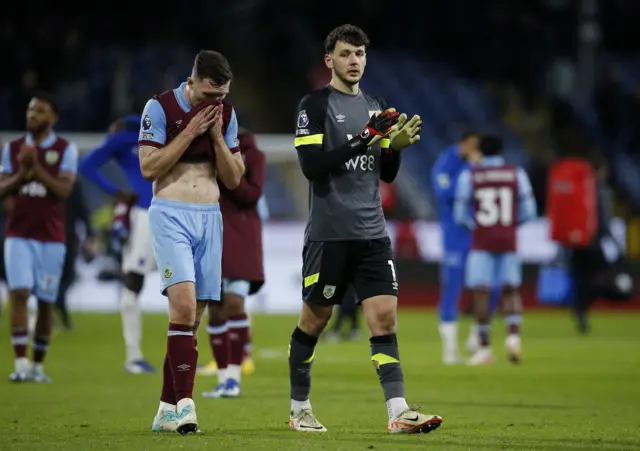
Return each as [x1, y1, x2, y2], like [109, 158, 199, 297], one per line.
[380, 150, 401, 183]
[296, 137, 368, 181]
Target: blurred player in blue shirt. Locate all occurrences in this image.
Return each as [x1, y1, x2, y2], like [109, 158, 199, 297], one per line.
[79, 114, 157, 375]
[431, 132, 481, 364]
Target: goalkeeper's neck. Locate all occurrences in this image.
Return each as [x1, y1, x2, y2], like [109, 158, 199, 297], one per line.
[330, 78, 360, 96]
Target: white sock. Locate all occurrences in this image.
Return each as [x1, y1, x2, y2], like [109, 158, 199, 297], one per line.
[467, 323, 480, 348]
[15, 357, 30, 374]
[506, 333, 521, 347]
[438, 322, 459, 354]
[226, 364, 241, 383]
[27, 299, 37, 336]
[158, 401, 176, 413]
[468, 323, 479, 339]
[32, 363, 43, 373]
[387, 397, 410, 420]
[290, 399, 311, 415]
[217, 367, 227, 385]
[121, 288, 143, 363]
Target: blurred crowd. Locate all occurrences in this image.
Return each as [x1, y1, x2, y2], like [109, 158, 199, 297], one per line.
[594, 66, 640, 155]
[0, 1, 637, 129]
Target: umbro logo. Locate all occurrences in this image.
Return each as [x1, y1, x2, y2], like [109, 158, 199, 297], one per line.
[335, 114, 345, 123]
[177, 364, 191, 372]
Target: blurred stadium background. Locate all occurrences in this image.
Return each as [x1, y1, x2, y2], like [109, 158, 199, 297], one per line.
[0, 1, 639, 449]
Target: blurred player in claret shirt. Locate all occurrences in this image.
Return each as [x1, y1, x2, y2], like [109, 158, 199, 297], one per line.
[138, 50, 244, 434]
[79, 114, 157, 374]
[201, 126, 266, 399]
[454, 135, 536, 365]
[0, 93, 78, 382]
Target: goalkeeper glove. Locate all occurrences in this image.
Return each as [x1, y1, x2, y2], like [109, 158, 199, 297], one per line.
[389, 113, 421, 151]
[359, 108, 400, 147]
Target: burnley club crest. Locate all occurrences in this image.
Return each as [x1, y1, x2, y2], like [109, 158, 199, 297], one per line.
[322, 285, 336, 299]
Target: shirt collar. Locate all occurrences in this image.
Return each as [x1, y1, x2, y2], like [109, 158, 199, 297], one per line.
[174, 82, 191, 112]
[25, 131, 56, 148]
[480, 155, 505, 167]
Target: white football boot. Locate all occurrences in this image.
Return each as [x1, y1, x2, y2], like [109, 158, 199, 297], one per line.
[505, 334, 522, 364]
[221, 378, 240, 398]
[289, 408, 327, 432]
[442, 350, 464, 365]
[388, 409, 443, 434]
[202, 383, 226, 399]
[467, 347, 496, 366]
[152, 410, 179, 433]
[9, 358, 32, 382]
[176, 398, 199, 435]
[31, 365, 52, 383]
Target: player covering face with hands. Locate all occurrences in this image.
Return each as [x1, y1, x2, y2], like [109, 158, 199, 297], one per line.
[289, 24, 442, 435]
[139, 50, 244, 435]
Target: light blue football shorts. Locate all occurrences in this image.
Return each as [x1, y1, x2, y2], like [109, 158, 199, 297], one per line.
[465, 250, 522, 289]
[148, 198, 223, 301]
[4, 237, 66, 302]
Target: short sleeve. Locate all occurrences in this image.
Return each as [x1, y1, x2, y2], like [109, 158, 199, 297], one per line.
[257, 195, 270, 221]
[517, 167, 533, 198]
[454, 169, 474, 228]
[138, 99, 167, 147]
[1, 143, 11, 174]
[224, 108, 240, 153]
[294, 92, 326, 149]
[60, 142, 79, 173]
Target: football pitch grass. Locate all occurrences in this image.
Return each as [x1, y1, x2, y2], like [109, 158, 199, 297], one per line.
[0, 310, 639, 450]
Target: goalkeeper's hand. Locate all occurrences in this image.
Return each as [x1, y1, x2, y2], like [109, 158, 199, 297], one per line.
[389, 113, 421, 151]
[359, 108, 400, 146]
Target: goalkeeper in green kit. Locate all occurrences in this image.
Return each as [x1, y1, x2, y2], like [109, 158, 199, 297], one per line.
[287, 24, 443, 434]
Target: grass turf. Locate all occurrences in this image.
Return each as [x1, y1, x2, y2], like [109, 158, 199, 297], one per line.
[0, 310, 639, 450]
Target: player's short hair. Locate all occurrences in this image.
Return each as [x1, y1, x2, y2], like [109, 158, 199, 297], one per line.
[479, 135, 503, 156]
[31, 91, 59, 115]
[324, 24, 370, 54]
[193, 50, 233, 86]
[460, 131, 479, 141]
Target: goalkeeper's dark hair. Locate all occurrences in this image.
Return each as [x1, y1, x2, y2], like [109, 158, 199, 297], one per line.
[479, 134, 503, 156]
[325, 25, 370, 54]
[193, 50, 233, 86]
[32, 91, 59, 115]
